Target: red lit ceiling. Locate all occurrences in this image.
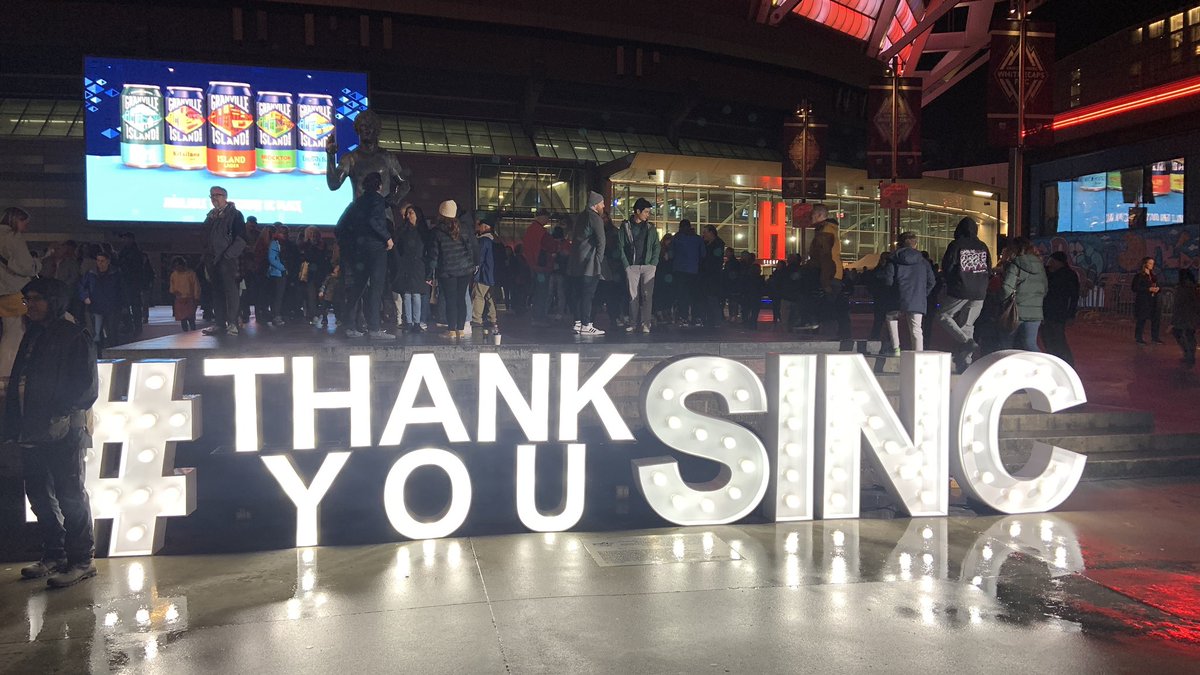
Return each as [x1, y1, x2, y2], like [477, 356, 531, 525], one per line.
[757, 0, 1016, 106]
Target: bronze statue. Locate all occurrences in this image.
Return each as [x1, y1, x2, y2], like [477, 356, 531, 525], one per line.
[326, 109, 410, 217]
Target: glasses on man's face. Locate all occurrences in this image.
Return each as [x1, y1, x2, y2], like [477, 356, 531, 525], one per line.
[210, 193, 226, 199]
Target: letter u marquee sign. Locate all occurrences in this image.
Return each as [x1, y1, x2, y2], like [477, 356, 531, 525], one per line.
[41, 350, 1089, 556]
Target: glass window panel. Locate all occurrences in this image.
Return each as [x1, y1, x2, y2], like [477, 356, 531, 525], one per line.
[397, 116, 421, 130]
[424, 130, 448, 153]
[443, 119, 467, 133]
[512, 134, 536, 157]
[445, 133, 471, 154]
[491, 136, 516, 155]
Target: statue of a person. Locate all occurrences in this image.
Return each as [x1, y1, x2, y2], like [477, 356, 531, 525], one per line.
[326, 109, 410, 217]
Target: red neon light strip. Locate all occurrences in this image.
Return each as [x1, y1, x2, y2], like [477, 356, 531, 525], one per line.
[1053, 74, 1200, 130]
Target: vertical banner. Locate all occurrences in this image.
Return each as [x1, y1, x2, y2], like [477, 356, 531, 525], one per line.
[866, 77, 923, 180]
[782, 109, 827, 200]
[987, 21, 1055, 147]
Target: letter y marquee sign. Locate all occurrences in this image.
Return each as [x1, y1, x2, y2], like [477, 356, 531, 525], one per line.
[37, 350, 1090, 556]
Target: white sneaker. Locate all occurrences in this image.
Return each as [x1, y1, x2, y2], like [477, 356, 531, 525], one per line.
[642, 325, 651, 334]
[461, 325, 472, 336]
[580, 323, 605, 336]
[573, 321, 582, 334]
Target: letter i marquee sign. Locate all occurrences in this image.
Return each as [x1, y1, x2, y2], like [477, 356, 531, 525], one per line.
[40, 351, 1089, 556]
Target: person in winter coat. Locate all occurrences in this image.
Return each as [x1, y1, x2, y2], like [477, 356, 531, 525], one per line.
[391, 204, 429, 331]
[699, 225, 726, 327]
[1041, 251, 1080, 366]
[300, 226, 332, 326]
[672, 220, 704, 325]
[116, 233, 147, 336]
[1132, 256, 1164, 344]
[265, 224, 288, 326]
[78, 251, 123, 351]
[169, 256, 200, 332]
[937, 217, 993, 368]
[882, 232, 936, 354]
[737, 251, 763, 328]
[522, 210, 557, 325]
[472, 218, 499, 332]
[0, 207, 41, 379]
[654, 233, 674, 322]
[1171, 268, 1199, 367]
[200, 186, 247, 336]
[808, 204, 850, 339]
[1001, 237, 1048, 352]
[568, 192, 607, 336]
[8, 277, 99, 588]
[617, 197, 661, 333]
[337, 171, 395, 340]
[598, 218, 628, 328]
[427, 200, 479, 339]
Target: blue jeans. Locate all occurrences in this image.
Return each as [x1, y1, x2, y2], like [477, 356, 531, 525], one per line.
[1013, 320, 1042, 351]
[403, 293, 422, 325]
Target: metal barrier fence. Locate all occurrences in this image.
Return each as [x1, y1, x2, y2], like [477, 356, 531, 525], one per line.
[1076, 273, 1175, 328]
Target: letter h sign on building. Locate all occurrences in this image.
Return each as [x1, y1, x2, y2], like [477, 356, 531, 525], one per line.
[41, 350, 1089, 555]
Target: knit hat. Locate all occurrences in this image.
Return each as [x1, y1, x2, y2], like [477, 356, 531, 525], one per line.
[587, 191, 604, 208]
[439, 200, 457, 218]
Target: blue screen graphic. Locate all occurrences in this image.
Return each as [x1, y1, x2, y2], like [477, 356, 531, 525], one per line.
[1054, 161, 1184, 232]
[84, 57, 369, 225]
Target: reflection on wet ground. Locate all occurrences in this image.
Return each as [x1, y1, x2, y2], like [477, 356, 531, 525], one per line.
[4, 477, 1200, 673]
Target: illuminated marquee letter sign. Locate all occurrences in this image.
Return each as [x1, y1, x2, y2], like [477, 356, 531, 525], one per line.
[56, 349, 1090, 555]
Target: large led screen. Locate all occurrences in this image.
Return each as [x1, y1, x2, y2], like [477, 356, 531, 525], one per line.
[1050, 159, 1184, 233]
[84, 57, 369, 224]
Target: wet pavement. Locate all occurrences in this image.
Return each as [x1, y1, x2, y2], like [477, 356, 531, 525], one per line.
[4, 477, 1200, 673]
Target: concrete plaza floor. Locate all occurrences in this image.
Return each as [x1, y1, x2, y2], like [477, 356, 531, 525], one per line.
[3, 477, 1200, 674]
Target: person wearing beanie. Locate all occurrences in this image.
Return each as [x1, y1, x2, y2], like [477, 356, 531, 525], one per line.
[7, 277, 99, 588]
[568, 192, 607, 335]
[1042, 250, 1080, 366]
[938, 217, 992, 371]
[427, 199, 479, 339]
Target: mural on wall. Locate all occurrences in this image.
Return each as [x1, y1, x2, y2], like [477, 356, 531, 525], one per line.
[1033, 224, 1200, 287]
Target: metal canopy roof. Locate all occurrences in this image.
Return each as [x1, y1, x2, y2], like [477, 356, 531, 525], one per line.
[756, 0, 1031, 106]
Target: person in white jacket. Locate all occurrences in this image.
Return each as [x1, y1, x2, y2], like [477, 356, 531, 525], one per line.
[0, 207, 42, 380]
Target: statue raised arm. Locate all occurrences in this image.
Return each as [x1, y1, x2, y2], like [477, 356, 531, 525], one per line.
[326, 109, 410, 214]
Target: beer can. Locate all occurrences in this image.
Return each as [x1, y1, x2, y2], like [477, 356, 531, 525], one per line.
[120, 84, 165, 168]
[1151, 161, 1171, 197]
[1171, 159, 1185, 193]
[296, 93, 335, 175]
[164, 86, 206, 170]
[256, 91, 296, 173]
[206, 81, 256, 177]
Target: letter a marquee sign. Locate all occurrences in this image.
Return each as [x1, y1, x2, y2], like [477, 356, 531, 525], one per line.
[39, 350, 1090, 556]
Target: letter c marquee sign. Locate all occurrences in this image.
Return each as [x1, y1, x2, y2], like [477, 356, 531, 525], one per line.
[37, 350, 1089, 556]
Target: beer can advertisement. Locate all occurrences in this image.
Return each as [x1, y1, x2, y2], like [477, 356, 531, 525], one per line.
[1049, 158, 1185, 232]
[84, 57, 367, 224]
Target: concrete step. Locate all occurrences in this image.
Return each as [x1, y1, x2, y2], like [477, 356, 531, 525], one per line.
[1077, 449, 1200, 481]
[997, 406, 1155, 437]
[999, 433, 1200, 456]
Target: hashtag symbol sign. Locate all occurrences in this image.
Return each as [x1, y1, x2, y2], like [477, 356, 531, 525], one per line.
[28, 359, 201, 556]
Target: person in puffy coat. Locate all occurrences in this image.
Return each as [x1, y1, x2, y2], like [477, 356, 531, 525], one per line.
[427, 200, 478, 339]
[1001, 237, 1048, 352]
[881, 232, 936, 354]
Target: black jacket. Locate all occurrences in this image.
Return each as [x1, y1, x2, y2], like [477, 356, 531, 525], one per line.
[337, 192, 391, 252]
[701, 236, 725, 279]
[1043, 266, 1080, 322]
[4, 318, 98, 443]
[428, 226, 479, 279]
[391, 224, 429, 294]
[940, 218, 992, 301]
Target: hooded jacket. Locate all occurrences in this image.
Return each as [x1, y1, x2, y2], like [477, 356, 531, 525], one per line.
[808, 219, 843, 290]
[5, 279, 98, 444]
[940, 218, 992, 301]
[1002, 254, 1049, 322]
[883, 246, 936, 314]
[476, 231, 496, 286]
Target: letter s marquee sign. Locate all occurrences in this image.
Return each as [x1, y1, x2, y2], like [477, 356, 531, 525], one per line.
[41, 350, 1089, 556]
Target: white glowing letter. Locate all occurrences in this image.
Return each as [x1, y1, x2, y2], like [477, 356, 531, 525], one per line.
[203, 357, 286, 452]
[261, 452, 351, 547]
[516, 444, 586, 532]
[478, 353, 550, 443]
[816, 352, 951, 520]
[765, 354, 817, 522]
[292, 355, 372, 449]
[379, 354, 470, 446]
[382, 448, 473, 539]
[558, 353, 634, 442]
[635, 356, 769, 525]
[952, 351, 1087, 513]
[55, 360, 201, 557]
